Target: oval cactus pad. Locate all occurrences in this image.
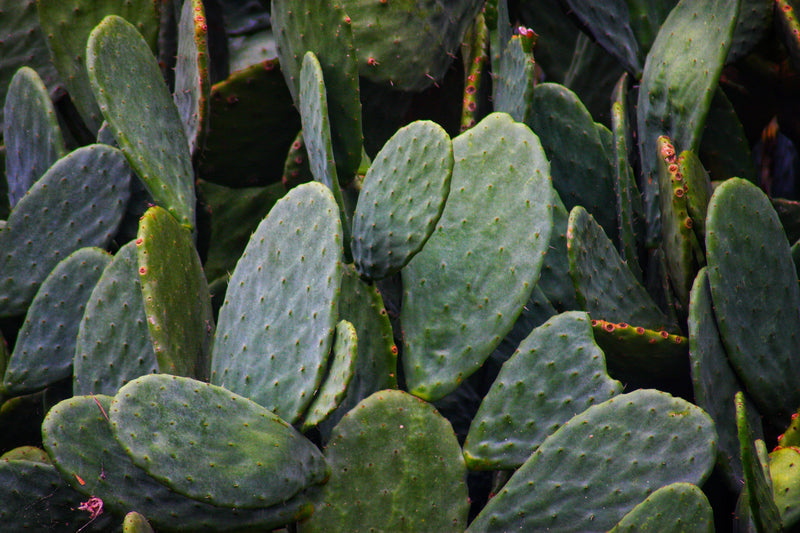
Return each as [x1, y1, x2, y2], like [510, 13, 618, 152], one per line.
[300, 389, 469, 531]
[110, 374, 330, 509]
[352, 120, 453, 280]
[401, 112, 553, 402]
[211, 182, 343, 423]
[87, 15, 195, 230]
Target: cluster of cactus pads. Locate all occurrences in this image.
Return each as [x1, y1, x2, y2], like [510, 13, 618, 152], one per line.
[4, 0, 800, 531]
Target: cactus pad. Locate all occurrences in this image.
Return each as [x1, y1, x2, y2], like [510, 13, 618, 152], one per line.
[608, 482, 714, 532]
[110, 374, 330, 509]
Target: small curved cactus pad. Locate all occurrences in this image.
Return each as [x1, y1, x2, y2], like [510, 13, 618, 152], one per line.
[401, 112, 553, 402]
[110, 374, 330, 509]
[352, 120, 453, 280]
[211, 182, 343, 424]
[299, 389, 469, 532]
[608, 482, 714, 533]
[467, 389, 718, 532]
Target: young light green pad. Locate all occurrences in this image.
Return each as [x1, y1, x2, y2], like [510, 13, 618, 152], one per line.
[110, 374, 330, 510]
[401, 112, 553, 402]
[42, 394, 314, 532]
[351, 120, 453, 280]
[608, 483, 714, 533]
[467, 389, 718, 532]
[299, 389, 469, 532]
[211, 182, 343, 424]
[463, 311, 622, 471]
[302, 320, 358, 432]
[137, 206, 214, 381]
[706, 178, 800, 428]
[0, 144, 131, 317]
[87, 15, 195, 230]
[3, 247, 110, 395]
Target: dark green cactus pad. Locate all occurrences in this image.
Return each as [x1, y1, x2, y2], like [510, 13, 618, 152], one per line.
[42, 394, 314, 532]
[0, 0, 59, 132]
[537, 191, 579, 312]
[351, 120, 453, 280]
[282, 130, 314, 189]
[776, 0, 800, 70]
[770, 447, 800, 529]
[401, 112, 553, 402]
[37, 0, 159, 133]
[737, 391, 784, 532]
[529, 83, 618, 242]
[199, 59, 300, 188]
[610, 73, 643, 281]
[494, 35, 536, 124]
[123, 512, 154, 533]
[137, 206, 214, 381]
[318, 264, 397, 437]
[656, 136, 704, 309]
[688, 267, 762, 491]
[271, 0, 363, 182]
[608, 482, 714, 532]
[198, 179, 285, 283]
[174, 0, 210, 157]
[3, 66, 66, 207]
[467, 389, 718, 532]
[488, 284, 558, 366]
[299, 389, 469, 532]
[339, 0, 484, 91]
[637, 0, 739, 244]
[87, 15, 196, 230]
[0, 446, 49, 463]
[110, 374, 329, 509]
[0, 144, 131, 317]
[211, 182, 343, 423]
[0, 458, 108, 533]
[567, 206, 672, 331]
[706, 178, 800, 428]
[625, 0, 678, 54]
[562, 0, 642, 76]
[298, 51, 352, 255]
[302, 320, 358, 432]
[463, 311, 622, 471]
[699, 88, 757, 183]
[3, 248, 110, 395]
[73, 242, 157, 396]
[589, 319, 688, 387]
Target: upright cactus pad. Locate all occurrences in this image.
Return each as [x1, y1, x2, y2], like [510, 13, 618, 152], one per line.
[464, 311, 622, 470]
[0, 144, 131, 317]
[3, 248, 110, 395]
[3, 66, 66, 207]
[110, 374, 330, 509]
[401, 112, 553, 401]
[299, 390, 469, 532]
[136, 206, 214, 380]
[494, 35, 536, 124]
[271, 0, 363, 181]
[87, 15, 196, 230]
[567, 205, 671, 331]
[351, 120, 453, 280]
[174, 0, 211, 157]
[467, 389, 718, 532]
[706, 178, 800, 428]
[211, 182, 343, 423]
